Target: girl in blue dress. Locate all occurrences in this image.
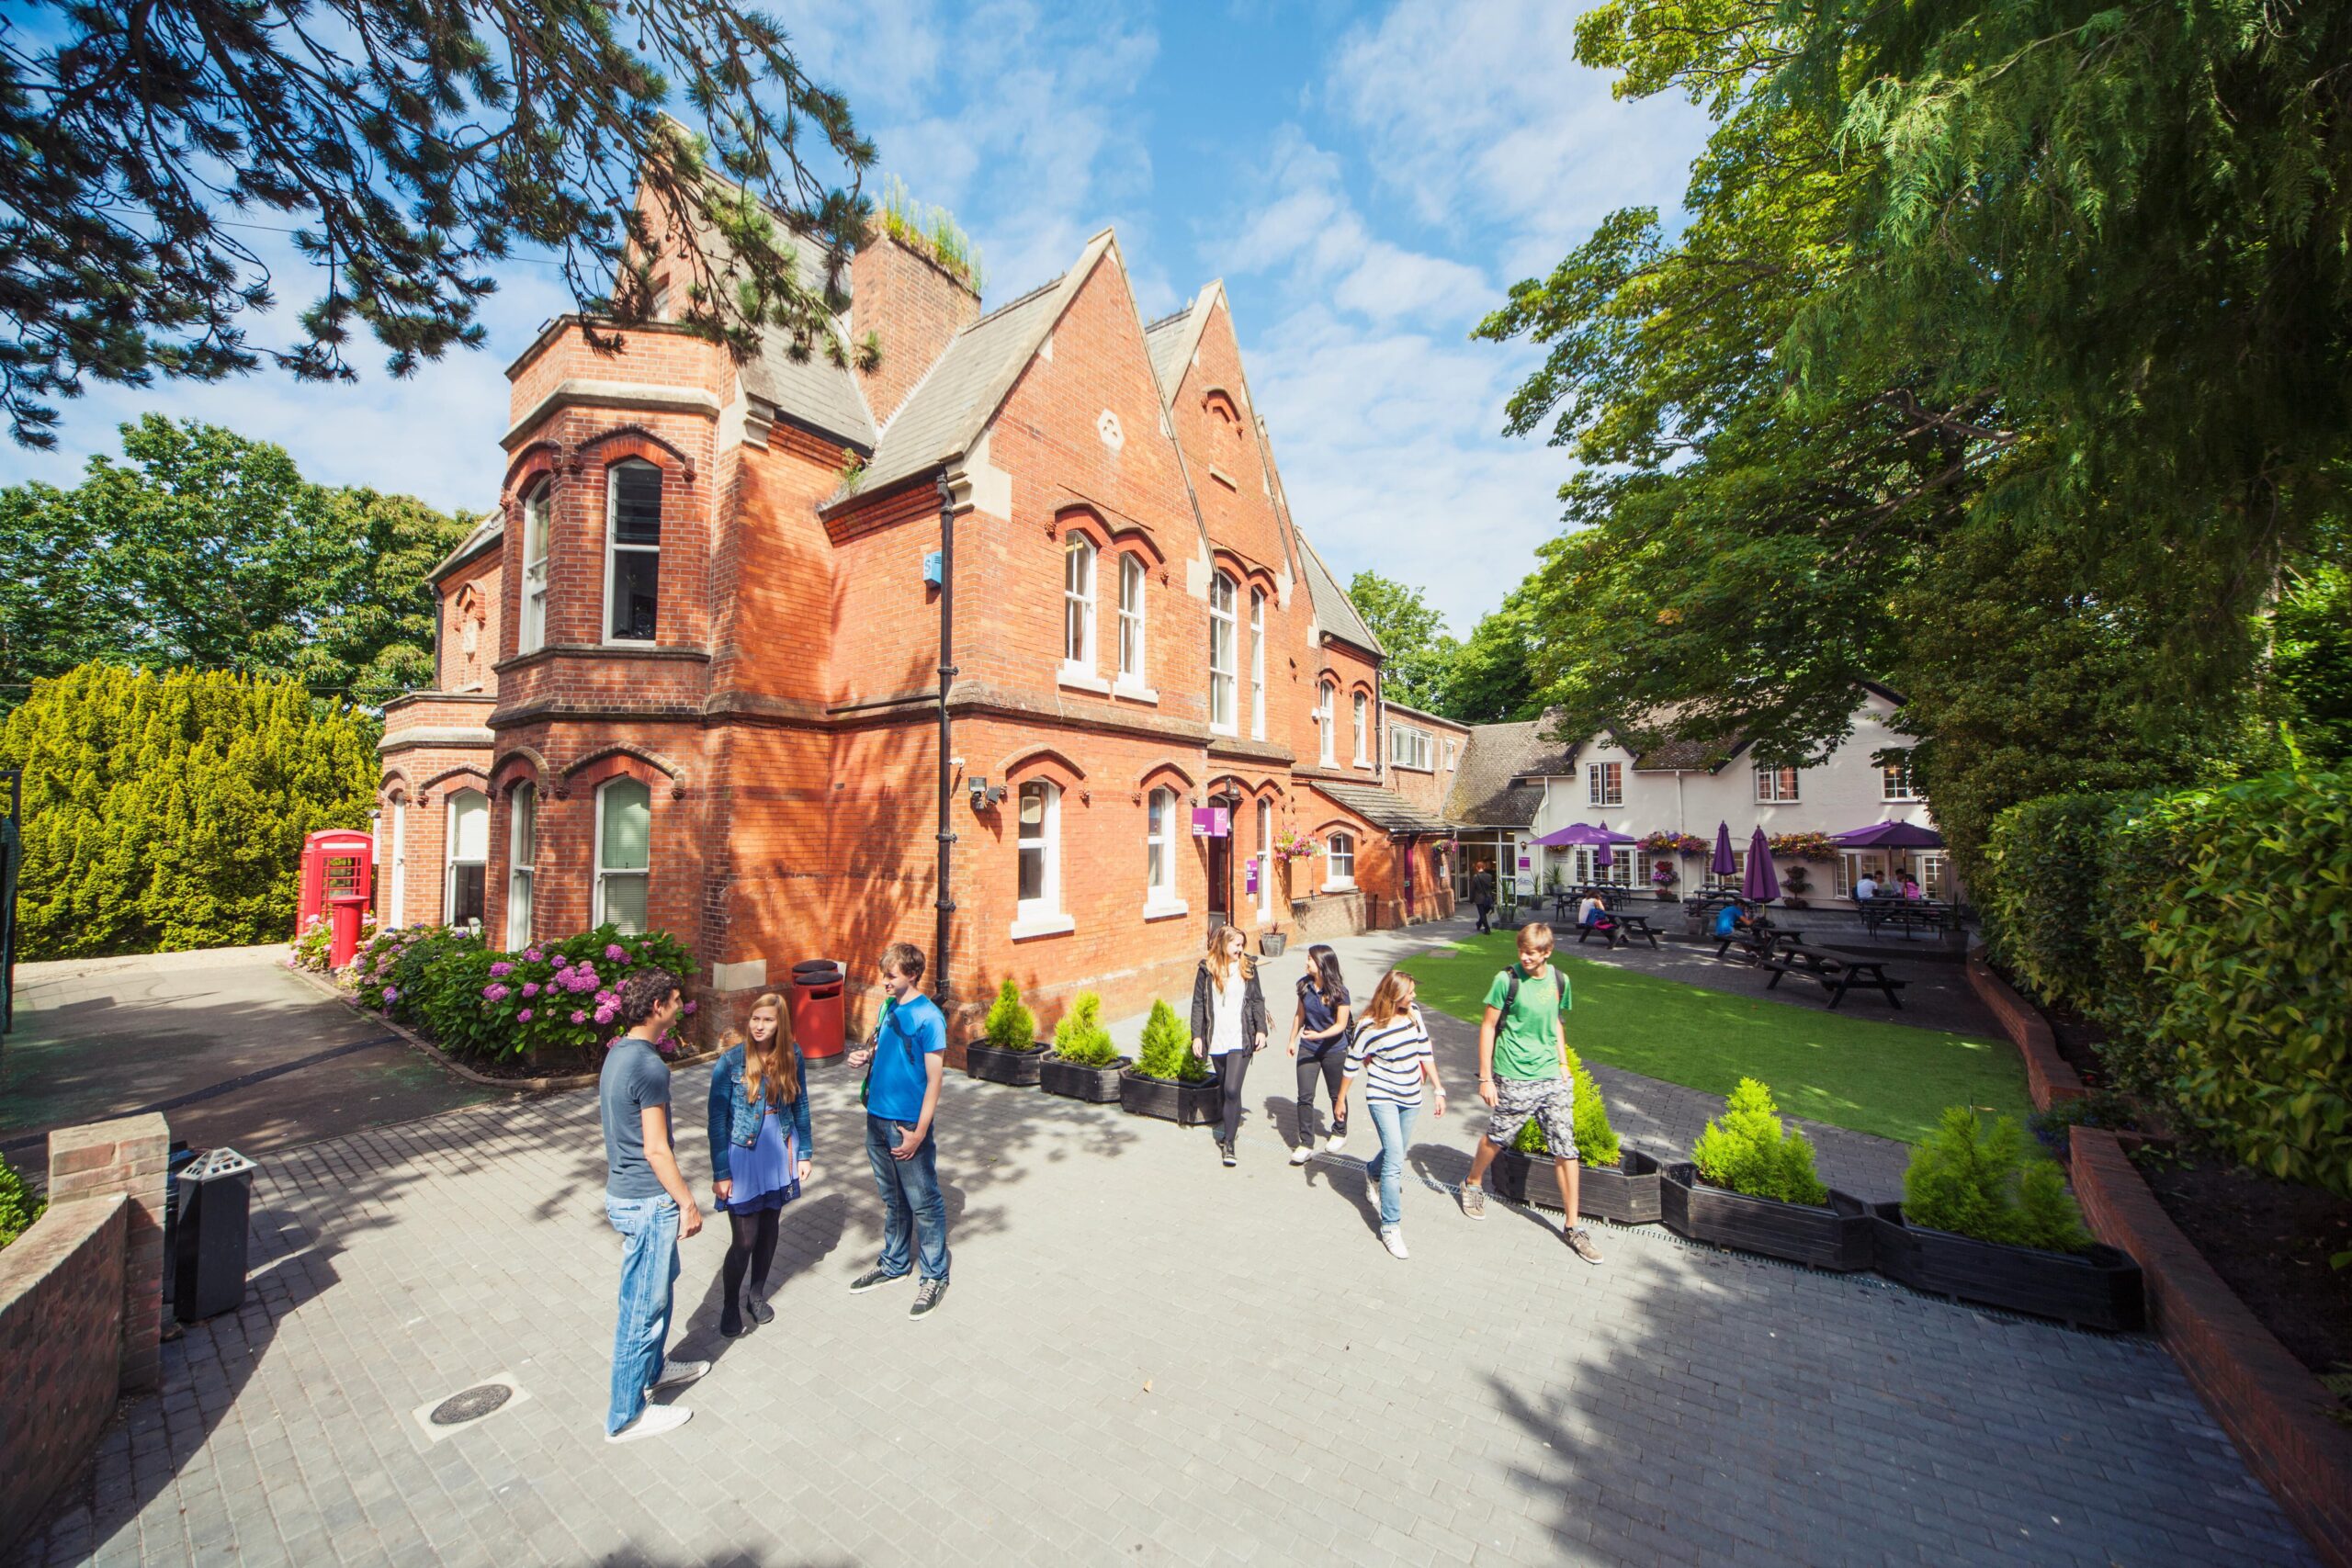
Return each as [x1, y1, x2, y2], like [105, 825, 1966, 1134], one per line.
[707, 991, 813, 1338]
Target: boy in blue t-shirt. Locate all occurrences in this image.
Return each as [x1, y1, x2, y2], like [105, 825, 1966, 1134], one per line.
[846, 942, 951, 1317]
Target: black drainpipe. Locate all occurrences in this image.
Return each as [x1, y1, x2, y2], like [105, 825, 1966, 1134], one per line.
[933, 473, 958, 1009]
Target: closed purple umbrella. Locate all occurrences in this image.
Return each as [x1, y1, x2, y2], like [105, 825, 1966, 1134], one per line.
[1711, 821, 1737, 877]
[1743, 826, 1781, 903]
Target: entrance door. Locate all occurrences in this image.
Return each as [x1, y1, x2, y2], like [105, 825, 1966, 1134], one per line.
[1207, 822, 1233, 927]
[1255, 798, 1273, 920]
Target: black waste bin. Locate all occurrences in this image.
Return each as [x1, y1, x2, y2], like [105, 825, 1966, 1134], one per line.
[159, 1141, 198, 1306]
[173, 1147, 257, 1323]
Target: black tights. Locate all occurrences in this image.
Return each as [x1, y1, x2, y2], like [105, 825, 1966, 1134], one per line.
[1295, 1046, 1348, 1145]
[719, 1207, 781, 1330]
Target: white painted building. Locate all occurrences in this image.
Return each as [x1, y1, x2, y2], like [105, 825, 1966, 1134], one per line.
[1444, 685, 1945, 908]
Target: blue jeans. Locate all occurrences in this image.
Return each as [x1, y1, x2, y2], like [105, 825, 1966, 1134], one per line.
[865, 1114, 950, 1282]
[1364, 1100, 1420, 1228]
[604, 1192, 681, 1434]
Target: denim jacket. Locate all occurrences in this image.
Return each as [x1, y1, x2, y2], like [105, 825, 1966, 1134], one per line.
[706, 1043, 814, 1184]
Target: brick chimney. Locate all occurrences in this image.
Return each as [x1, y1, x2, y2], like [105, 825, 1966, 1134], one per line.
[851, 233, 981, 427]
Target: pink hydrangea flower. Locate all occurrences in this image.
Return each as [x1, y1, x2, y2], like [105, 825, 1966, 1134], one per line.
[571, 1010, 588, 1024]
[683, 1001, 697, 1015]
[516, 1008, 533, 1022]
[605, 943, 628, 963]
[488, 961, 514, 978]
[593, 1005, 617, 1026]
[520, 981, 540, 998]
[482, 982, 511, 1002]
[595, 989, 616, 1006]
[381, 987, 399, 1003]
[522, 948, 543, 963]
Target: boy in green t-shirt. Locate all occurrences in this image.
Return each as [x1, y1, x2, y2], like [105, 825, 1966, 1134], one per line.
[1458, 923, 1603, 1263]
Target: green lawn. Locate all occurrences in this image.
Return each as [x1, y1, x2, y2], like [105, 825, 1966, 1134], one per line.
[1399, 933, 2030, 1146]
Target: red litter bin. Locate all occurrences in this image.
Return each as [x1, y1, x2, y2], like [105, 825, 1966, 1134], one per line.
[790, 959, 845, 1061]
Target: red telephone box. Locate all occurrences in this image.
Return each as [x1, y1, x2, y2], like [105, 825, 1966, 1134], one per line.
[298, 829, 376, 969]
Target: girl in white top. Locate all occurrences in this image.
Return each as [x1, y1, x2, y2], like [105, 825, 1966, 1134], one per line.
[1333, 968, 1445, 1258]
[1187, 925, 1267, 1167]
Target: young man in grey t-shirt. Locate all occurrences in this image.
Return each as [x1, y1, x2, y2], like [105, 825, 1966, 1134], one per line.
[599, 968, 707, 1441]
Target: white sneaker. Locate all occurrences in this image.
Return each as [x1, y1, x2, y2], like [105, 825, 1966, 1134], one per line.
[1324, 1134, 1347, 1155]
[646, 1359, 709, 1393]
[1379, 1225, 1408, 1259]
[605, 1404, 693, 1443]
[1289, 1144, 1313, 1166]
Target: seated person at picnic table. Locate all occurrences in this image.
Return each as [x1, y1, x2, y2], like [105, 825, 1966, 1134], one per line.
[1900, 874, 1923, 899]
[1711, 901, 1756, 941]
[1577, 895, 1615, 930]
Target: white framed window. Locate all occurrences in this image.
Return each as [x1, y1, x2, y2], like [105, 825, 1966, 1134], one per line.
[1351, 692, 1369, 765]
[445, 789, 489, 928]
[505, 784, 537, 947]
[1443, 739, 1457, 771]
[1063, 534, 1097, 670]
[1317, 680, 1337, 766]
[1755, 764, 1801, 803]
[1919, 853, 1947, 898]
[1256, 796, 1273, 918]
[1117, 552, 1147, 686]
[387, 796, 407, 928]
[1146, 787, 1180, 909]
[1208, 572, 1238, 733]
[1588, 761, 1623, 807]
[519, 480, 550, 654]
[1390, 723, 1432, 771]
[1017, 780, 1061, 921]
[594, 776, 651, 934]
[1249, 589, 1266, 739]
[605, 460, 662, 642]
[1883, 762, 1920, 801]
[1326, 830, 1356, 890]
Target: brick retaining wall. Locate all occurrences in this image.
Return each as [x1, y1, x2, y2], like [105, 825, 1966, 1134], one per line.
[1963, 942, 2086, 1111]
[0, 1113, 170, 1556]
[2071, 1127, 2352, 1567]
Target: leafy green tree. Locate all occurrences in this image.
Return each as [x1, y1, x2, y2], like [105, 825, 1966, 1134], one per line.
[0, 664, 379, 958]
[1445, 588, 1544, 726]
[0, 0, 878, 447]
[1347, 570, 1458, 714]
[0, 416, 471, 704]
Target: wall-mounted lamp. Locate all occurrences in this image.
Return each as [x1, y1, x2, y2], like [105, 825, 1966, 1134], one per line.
[967, 775, 1006, 812]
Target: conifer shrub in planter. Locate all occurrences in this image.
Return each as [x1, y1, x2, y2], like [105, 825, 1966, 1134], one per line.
[1040, 991, 1130, 1101]
[1660, 1078, 1873, 1270]
[964, 978, 1046, 1087]
[1119, 999, 1222, 1125]
[1869, 1107, 2144, 1328]
[1487, 1050, 1663, 1224]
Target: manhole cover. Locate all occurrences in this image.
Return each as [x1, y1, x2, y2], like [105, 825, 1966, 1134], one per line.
[429, 1383, 514, 1426]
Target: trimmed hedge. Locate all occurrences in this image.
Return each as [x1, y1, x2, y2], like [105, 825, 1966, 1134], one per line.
[1979, 766, 2350, 1199]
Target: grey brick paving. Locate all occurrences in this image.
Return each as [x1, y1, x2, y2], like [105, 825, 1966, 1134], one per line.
[10, 921, 2319, 1566]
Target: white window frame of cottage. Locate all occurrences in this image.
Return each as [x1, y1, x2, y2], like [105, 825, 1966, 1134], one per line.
[1208, 571, 1238, 735]
[1012, 779, 1073, 939]
[593, 776, 652, 934]
[1588, 761, 1623, 807]
[444, 788, 489, 928]
[1443, 738, 1457, 771]
[1882, 762, 1920, 801]
[1256, 796, 1274, 919]
[1143, 787, 1185, 919]
[1351, 691, 1369, 766]
[1755, 764, 1801, 803]
[1919, 852, 1947, 899]
[1317, 680, 1337, 766]
[505, 783, 537, 947]
[1061, 534, 1097, 675]
[1115, 552, 1150, 696]
[519, 480, 550, 654]
[1249, 588, 1266, 739]
[1391, 723, 1432, 772]
[604, 459, 662, 644]
[1326, 829, 1356, 890]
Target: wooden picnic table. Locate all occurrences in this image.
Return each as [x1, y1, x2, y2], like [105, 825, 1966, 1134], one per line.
[1576, 910, 1662, 951]
[1758, 943, 1909, 1009]
[1858, 898, 1952, 940]
[1713, 924, 1806, 964]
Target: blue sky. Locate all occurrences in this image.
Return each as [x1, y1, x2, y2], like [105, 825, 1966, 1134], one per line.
[0, 0, 1709, 635]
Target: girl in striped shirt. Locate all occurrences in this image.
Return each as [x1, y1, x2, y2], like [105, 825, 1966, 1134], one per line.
[1333, 968, 1446, 1258]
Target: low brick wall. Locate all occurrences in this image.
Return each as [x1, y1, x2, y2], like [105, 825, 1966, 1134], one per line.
[0, 1114, 170, 1557]
[1963, 943, 2086, 1111]
[2070, 1127, 2352, 1567]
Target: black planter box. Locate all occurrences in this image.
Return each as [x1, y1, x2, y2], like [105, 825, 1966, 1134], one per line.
[1658, 1162, 1874, 1271]
[1119, 1068, 1223, 1126]
[1489, 1146, 1664, 1225]
[1039, 1052, 1130, 1102]
[1867, 1202, 2144, 1330]
[963, 1039, 1047, 1087]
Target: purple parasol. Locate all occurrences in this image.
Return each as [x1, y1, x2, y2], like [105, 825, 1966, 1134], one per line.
[1710, 821, 1737, 876]
[1532, 822, 1637, 849]
[1835, 820, 1945, 850]
[1743, 825, 1781, 902]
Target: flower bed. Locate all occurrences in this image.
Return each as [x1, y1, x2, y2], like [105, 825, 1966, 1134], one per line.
[346, 923, 697, 1063]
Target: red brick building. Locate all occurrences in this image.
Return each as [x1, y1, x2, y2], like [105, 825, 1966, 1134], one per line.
[376, 203, 1460, 1036]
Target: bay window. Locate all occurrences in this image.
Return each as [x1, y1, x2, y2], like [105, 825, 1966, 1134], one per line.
[505, 783, 536, 947]
[594, 776, 651, 933]
[519, 480, 549, 653]
[605, 460, 662, 642]
[445, 789, 488, 928]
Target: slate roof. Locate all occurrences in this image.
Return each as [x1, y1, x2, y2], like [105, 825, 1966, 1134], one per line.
[1630, 732, 1745, 772]
[1444, 719, 1581, 827]
[1311, 780, 1455, 835]
[686, 207, 876, 448]
[428, 512, 504, 582]
[1296, 533, 1383, 656]
[1144, 306, 1194, 399]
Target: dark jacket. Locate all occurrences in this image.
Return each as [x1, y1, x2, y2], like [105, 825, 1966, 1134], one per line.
[706, 1042, 814, 1184]
[1469, 870, 1495, 906]
[1190, 958, 1268, 1053]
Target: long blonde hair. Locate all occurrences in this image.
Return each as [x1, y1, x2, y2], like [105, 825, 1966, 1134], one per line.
[1361, 967, 1417, 1028]
[741, 992, 798, 1106]
[1204, 923, 1251, 989]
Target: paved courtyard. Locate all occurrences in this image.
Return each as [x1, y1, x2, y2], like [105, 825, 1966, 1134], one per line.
[10, 945, 2314, 1566]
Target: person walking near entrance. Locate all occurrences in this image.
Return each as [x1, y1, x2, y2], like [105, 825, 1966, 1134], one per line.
[707, 992, 813, 1338]
[1469, 862, 1496, 933]
[1455, 924, 1605, 1264]
[599, 968, 707, 1442]
[1331, 967, 1445, 1258]
[846, 942, 951, 1319]
[1191, 924, 1267, 1167]
[1286, 943, 1353, 1164]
